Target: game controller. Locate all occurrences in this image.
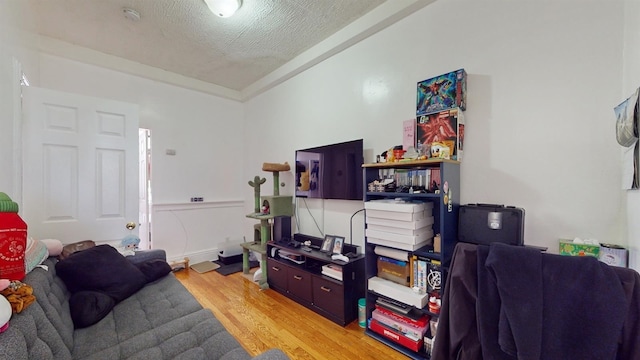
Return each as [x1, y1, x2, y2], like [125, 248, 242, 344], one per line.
[331, 253, 349, 262]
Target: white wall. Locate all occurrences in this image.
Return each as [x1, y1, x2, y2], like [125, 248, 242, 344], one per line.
[244, 0, 626, 254]
[37, 54, 246, 263]
[0, 1, 39, 205]
[623, 1, 640, 271]
[2, 0, 634, 268]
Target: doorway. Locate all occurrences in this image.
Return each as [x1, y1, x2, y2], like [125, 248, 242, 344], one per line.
[139, 128, 152, 249]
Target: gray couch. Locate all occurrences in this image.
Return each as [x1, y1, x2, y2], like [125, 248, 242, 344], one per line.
[0, 252, 289, 360]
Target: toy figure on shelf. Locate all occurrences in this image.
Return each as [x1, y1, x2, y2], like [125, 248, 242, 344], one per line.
[119, 234, 140, 256]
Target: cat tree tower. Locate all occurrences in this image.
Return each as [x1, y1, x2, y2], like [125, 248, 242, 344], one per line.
[242, 162, 293, 289]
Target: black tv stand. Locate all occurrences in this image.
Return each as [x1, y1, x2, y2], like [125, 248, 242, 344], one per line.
[266, 233, 365, 326]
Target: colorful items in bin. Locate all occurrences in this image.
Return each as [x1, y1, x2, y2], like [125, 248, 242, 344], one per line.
[417, 68, 467, 116]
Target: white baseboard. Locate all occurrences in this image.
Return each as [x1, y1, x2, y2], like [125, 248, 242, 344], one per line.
[167, 247, 222, 265]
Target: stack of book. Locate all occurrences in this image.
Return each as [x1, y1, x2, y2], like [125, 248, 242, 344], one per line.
[364, 199, 434, 251]
[321, 264, 342, 281]
[368, 297, 430, 352]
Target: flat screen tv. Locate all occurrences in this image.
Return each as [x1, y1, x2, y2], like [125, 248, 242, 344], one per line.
[295, 139, 363, 201]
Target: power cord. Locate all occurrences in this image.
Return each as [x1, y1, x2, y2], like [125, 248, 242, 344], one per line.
[301, 197, 325, 237]
[349, 208, 365, 245]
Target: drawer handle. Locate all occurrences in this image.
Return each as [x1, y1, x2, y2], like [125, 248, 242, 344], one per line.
[321, 286, 331, 292]
[271, 267, 280, 272]
[293, 275, 303, 280]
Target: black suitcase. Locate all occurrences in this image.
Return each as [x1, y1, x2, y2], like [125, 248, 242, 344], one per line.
[458, 204, 525, 246]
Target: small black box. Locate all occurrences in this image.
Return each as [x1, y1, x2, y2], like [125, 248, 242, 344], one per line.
[458, 204, 525, 246]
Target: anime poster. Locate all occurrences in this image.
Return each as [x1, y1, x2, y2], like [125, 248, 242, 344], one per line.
[417, 108, 464, 161]
[416, 69, 467, 116]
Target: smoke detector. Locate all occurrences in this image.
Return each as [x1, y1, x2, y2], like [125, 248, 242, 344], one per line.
[123, 8, 141, 22]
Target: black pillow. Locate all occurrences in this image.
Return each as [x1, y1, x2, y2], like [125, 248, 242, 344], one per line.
[55, 245, 147, 302]
[136, 259, 172, 283]
[69, 291, 116, 328]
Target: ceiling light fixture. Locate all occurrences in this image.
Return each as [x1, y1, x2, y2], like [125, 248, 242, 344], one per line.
[204, 0, 242, 18]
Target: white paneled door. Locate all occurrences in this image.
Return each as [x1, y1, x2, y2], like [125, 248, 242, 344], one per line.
[22, 87, 139, 243]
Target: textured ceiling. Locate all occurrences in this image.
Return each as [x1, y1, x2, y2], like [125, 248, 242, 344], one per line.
[24, 0, 387, 92]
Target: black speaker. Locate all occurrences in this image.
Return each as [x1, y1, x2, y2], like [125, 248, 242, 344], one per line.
[273, 216, 291, 243]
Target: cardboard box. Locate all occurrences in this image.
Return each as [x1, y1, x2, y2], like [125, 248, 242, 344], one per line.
[378, 256, 410, 285]
[433, 234, 441, 253]
[366, 209, 427, 222]
[416, 68, 467, 115]
[366, 228, 434, 245]
[417, 108, 465, 161]
[365, 215, 434, 230]
[367, 223, 434, 237]
[367, 237, 432, 252]
[364, 199, 430, 213]
[599, 244, 628, 267]
[559, 240, 599, 257]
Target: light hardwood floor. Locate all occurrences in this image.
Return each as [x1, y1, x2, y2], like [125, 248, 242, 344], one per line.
[174, 266, 409, 360]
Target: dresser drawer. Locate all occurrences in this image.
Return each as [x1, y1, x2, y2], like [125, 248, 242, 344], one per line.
[288, 267, 312, 302]
[267, 258, 289, 290]
[312, 276, 344, 317]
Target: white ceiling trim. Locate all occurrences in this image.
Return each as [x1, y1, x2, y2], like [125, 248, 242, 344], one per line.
[36, 0, 436, 103]
[37, 36, 243, 101]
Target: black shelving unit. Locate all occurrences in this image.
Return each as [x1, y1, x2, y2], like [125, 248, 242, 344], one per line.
[362, 159, 460, 359]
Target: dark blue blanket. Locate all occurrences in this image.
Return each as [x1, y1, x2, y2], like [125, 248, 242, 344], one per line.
[480, 243, 627, 360]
